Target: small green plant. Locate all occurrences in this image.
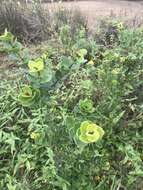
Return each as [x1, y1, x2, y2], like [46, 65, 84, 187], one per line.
[79, 99, 94, 114]
[0, 29, 30, 64]
[28, 58, 44, 73]
[18, 85, 40, 107]
[0, 29, 21, 53]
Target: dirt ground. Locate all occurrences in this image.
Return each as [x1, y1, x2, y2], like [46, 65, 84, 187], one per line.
[48, 0, 143, 26]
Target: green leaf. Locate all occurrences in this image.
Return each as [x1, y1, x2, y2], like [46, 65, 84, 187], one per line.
[112, 111, 125, 124]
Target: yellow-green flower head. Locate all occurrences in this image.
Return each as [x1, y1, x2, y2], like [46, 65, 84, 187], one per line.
[76, 49, 87, 58]
[0, 29, 14, 42]
[76, 48, 88, 64]
[79, 99, 94, 114]
[18, 85, 40, 107]
[112, 79, 118, 86]
[30, 132, 40, 140]
[117, 22, 124, 30]
[120, 56, 126, 63]
[77, 121, 105, 143]
[28, 58, 44, 73]
[87, 60, 94, 65]
[111, 68, 120, 75]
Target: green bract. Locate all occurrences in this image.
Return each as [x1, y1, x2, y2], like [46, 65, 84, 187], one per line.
[0, 29, 14, 42]
[79, 99, 94, 113]
[77, 121, 105, 143]
[117, 22, 124, 31]
[76, 48, 87, 64]
[28, 58, 53, 84]
[0, 30, 16, 53]
[18, 85, 40, 107]
[28, 58, 44, 73]
[77, 49, 87, 57]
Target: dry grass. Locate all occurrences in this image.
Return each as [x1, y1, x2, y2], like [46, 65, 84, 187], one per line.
[46, 0, 143, 27]
[0, 1, 87, 43]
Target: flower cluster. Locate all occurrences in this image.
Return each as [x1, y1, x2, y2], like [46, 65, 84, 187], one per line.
[0, 29, 14, 42]
[79, 99, 94, 114]
[77, 121, 104, 143]
[28, 58, 44, 73]
[18, 85, 40, 107]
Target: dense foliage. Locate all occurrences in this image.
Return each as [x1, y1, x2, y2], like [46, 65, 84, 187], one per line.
[0, 21, 143, 190]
